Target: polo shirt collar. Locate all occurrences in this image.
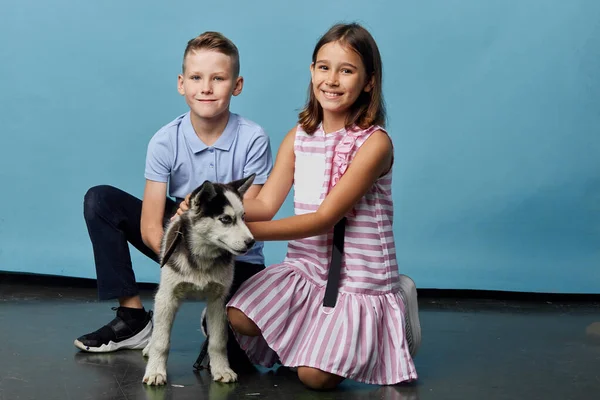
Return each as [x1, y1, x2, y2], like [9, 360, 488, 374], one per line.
[182, 112, 239, 153]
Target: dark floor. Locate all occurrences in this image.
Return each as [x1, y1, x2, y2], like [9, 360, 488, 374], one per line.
[1, 274, 599, 400]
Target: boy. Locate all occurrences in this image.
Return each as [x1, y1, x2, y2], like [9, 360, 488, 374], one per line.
[75, 32, 273, 367]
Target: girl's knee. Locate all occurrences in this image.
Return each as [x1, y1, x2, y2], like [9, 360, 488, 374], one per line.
[227, 307, 261, 336]
[297, 367, 344, 391]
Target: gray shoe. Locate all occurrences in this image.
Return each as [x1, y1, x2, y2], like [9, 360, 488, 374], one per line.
[399, 275, 421, 357]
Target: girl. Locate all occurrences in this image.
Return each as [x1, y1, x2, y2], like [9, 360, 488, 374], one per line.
[181, 22, 421, 389]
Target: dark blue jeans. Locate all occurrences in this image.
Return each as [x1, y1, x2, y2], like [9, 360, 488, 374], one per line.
[83, 185, 265, 301]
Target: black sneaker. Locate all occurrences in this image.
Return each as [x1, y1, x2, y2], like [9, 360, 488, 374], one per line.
[74, 307, 153, 353]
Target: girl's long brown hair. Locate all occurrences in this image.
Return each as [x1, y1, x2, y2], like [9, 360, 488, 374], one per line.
[298, 23, 386, 134]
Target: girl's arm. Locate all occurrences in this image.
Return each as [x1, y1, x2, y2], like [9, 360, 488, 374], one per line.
[243, 127, 296, 222]
[248, 130, 393, 241]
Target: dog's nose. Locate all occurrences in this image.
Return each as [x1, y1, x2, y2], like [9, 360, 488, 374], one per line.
[245, 238, 255, 249]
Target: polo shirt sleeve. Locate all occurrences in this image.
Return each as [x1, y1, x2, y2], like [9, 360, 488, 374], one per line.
[244, 129, 273, 185]
[144, 132, 172, 183]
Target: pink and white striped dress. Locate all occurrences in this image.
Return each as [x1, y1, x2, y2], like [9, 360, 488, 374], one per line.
[227, 124, 418, 385]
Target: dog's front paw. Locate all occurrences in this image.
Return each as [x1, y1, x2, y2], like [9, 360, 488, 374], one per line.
[212, 367, 238, 383]
[143, 367, 167, 385]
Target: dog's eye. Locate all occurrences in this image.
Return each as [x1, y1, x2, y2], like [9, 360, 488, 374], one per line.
[219, 216, 233, 225]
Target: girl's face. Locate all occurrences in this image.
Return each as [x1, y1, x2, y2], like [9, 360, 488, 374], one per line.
[310, 41, 373, 120]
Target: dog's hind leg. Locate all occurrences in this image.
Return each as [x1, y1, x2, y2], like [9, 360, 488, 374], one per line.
[143, 282, 181, 386]
[206, 296, 238, 383]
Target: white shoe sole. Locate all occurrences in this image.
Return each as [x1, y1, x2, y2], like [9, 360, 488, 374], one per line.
[399, 274, 422, 357]
[74, 320, 153, 353]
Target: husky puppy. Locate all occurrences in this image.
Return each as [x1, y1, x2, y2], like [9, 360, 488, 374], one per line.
[142, 174, 256, 385]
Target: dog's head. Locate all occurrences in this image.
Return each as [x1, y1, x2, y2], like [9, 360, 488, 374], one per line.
[186, 174, 256, 255]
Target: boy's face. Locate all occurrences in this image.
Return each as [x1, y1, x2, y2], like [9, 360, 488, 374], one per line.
[178, 49, 243, 122]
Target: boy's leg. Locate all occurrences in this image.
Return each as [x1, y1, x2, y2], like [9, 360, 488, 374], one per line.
[74, 185, 177, 352]
[197, 261, 265, 371]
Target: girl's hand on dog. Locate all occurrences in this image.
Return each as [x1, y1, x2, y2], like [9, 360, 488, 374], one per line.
[171, 194, 191, 221]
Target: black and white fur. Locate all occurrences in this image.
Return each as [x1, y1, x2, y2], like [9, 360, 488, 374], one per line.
[142, 174, 256, 385]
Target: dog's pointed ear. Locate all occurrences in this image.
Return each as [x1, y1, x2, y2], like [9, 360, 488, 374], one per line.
[190, 180, 217, 207]
[229, 174, 256, 197]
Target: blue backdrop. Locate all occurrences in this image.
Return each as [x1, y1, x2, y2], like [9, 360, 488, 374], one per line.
[1, 0, 598, 293]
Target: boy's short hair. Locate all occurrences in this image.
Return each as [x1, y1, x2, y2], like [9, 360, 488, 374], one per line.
[182, 32, 240, 77]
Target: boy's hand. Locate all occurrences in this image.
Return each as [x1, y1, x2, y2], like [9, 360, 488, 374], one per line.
[171, 194, 191, 221]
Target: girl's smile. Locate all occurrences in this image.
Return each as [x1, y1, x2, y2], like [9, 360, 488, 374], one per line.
[310, 40, 373, 130]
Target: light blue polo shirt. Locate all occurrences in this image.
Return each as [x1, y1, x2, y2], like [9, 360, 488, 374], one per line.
[144, 111, 273, 265]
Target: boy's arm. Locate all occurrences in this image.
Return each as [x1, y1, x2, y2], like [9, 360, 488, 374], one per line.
[142, 128, 173, 254]
[140, 180, 168, 255]
[241, 129, 273, 208]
